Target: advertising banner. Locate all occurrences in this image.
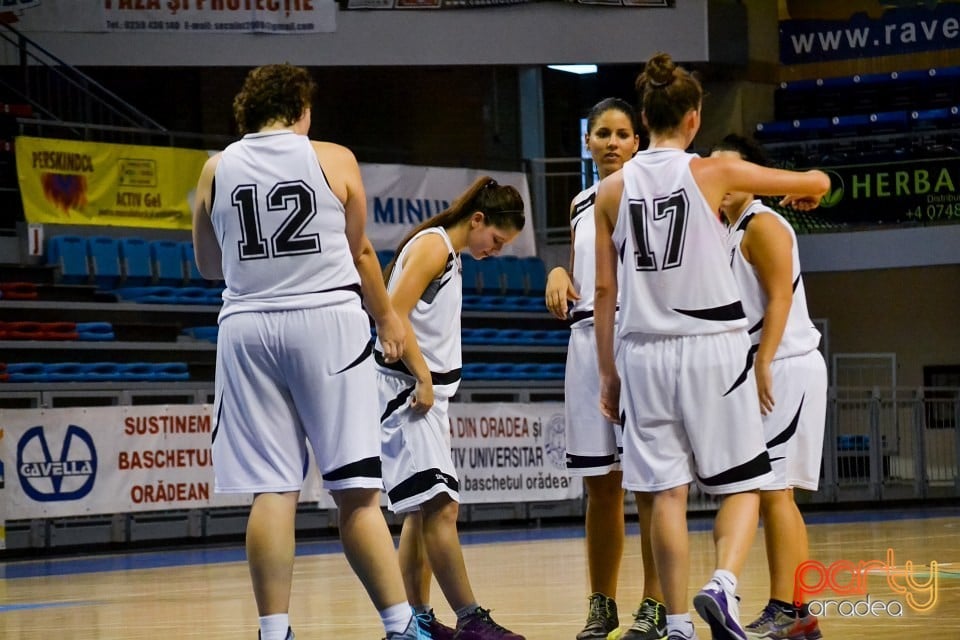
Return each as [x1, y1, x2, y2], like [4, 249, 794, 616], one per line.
[361, 163, 536, 257]
[16, 136, 210, 230]
[812, 158, 960, 226]
[780, 2, 960, 64]
[0, 402, 578, 520]
[449, 402, 579, 504]
[16, 136, 536, 255]
[11, 1, 337, 34]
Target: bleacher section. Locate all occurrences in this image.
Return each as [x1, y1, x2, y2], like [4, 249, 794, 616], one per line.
[1, 234, 565, 388]
[756, 65, 960, 168]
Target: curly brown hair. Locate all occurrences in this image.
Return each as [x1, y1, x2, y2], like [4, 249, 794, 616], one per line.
[233, 63, 317, 134]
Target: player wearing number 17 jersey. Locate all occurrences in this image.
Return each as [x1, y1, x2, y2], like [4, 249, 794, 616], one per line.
[594, 53, 829, 640]
[191, 63, 428, 640]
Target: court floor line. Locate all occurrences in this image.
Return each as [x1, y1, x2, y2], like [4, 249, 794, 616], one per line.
[2, 504, 956, 580]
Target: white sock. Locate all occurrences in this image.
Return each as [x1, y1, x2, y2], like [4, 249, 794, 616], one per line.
[666, 613, 695, 639]
[259, 613, 289, 640]
[380, 603, 413, 636]
[712, 569, 737, 594]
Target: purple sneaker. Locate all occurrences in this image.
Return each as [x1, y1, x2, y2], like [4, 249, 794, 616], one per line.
[423, 609, 458, 640]
[454, 607, 525, 640]
[693, 580, 746, 640]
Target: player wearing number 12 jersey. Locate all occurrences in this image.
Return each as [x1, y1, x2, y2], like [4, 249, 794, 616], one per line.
[191, 63, 429, 640]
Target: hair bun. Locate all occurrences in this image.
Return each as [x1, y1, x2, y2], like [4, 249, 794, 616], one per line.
[645, 52, 676, 88]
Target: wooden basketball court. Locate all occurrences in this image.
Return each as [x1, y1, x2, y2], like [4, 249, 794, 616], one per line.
[2, 510, 957, 639]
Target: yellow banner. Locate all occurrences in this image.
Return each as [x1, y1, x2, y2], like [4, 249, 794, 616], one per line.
[15, 136, 210, 230]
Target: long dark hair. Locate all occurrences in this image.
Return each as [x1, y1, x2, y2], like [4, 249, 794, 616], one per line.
[635, 52, 702, 134]
[384, 176, 525, 281]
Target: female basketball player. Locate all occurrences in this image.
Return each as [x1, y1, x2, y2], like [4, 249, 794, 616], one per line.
[545, 97, 666, 640]
[593, 52, 829, 640]
[192, 63, 428, 640]
[377, 176, 527, 640]
[711, 134, 826, 640]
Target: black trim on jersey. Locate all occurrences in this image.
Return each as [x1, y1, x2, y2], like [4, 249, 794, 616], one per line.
[674, 300, 746, 322]
[335, 339, 374, 374]
[421, 254, 455, 304]
[388, 468, 460, 505]
[618, 239, 626, 263]
[768, 456, 785, 463]
[698, 450, 771, 488]
[723, 343, 760, 397]
[571, 305, 619, 323]
[766, 394, 804, 449]
[792, 275, 801, 292]
[748, 318, 764, 335]
[380, 384, 415, 423]
[572, 192, 596, 221]
[566, 453, 618, 469]
[736, 212, 755, 232]
[374, 350, 462, 386]
[320, 283, 362, 298]
[211, 398, 223, 445]
[322, 456, 382, 482]
[210, 175, 217, 211]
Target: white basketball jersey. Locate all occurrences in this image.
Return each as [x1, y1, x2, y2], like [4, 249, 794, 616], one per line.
[613, 148, 747, 336]
[570, 184, 599, 321]
[378, 227, 462, 377]
[726, 200, 822, 358]
[211, 131, 360, 321]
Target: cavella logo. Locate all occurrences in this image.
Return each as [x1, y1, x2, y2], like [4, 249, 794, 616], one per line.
[17, 425, 97, 502]
[795, 548, 939, 617]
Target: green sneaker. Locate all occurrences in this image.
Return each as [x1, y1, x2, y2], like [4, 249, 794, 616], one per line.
[577, 592, 619, 640]
[622, 597, 667, 640]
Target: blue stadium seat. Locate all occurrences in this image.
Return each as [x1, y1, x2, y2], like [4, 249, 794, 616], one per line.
[180, 240, 206, 286]
[118, 237, 154, 286]
[44, 362, 89, 382]
[151, 239, 185, 286]
[460, 254, 482, 295]
[476, 257, 503, 295]
[522, 257, 547, 296]
[76, 322, 115, 341]
[47, 235, 90, 285]
[88, 236, 122, 289]
[79, 362, 123, 382]
[500, 256, 526, 296]
[6, 362, 52, 382]
[182, 326, 219, 343]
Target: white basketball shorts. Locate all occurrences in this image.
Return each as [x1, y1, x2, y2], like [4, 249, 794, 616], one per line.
[564, 322, 623, 476]
[212, 302, 382, 494]
[762, 349, 828, 491]
[617, 330, 774, 495]
[378, 368, 461, 513]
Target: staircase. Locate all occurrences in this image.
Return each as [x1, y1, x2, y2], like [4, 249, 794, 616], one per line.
[0, 22, 170, 231]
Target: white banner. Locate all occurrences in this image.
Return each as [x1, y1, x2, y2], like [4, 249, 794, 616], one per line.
[361, 164, 537, 258]
[449, 402, 579, 504]
[0, 405, 328, 520]
[1, 402, 577, 520]
[12, 0, 337, 34]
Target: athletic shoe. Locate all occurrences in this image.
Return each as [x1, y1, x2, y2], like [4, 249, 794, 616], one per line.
[621, 597, 667, 640]
[693, 580, 746, 640]
[421, 609, 458, 640]
[454, 607, 525, 640]
[576, 592, 619, 640]
[258, 628, 293, 640]
[745, 603, 823, 640]
[387, 612, 435, 639]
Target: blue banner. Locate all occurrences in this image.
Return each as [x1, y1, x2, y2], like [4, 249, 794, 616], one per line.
[780, 4, 960, 64]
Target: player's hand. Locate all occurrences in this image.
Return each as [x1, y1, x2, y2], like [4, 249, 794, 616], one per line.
[779, 194, 822, 211]
[545, 267, 579, 320]
[755, 361, 775, 416]
[411, 378, 434, 414]
[599, 372, 622, 424]
[375, 309, 406, 363]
